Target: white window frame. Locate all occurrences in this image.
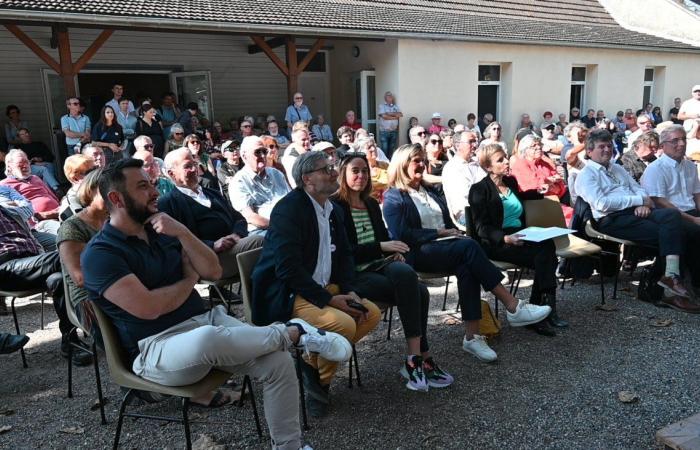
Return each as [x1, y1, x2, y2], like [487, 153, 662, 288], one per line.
[478, 63, 502, 120]
[571, 65, 587, 111]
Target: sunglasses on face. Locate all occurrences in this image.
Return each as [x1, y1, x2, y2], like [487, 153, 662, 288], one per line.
[253, 148, 269, 157]
[69, 102, 80, 106]
[430, 139, 443, 145]
[189, 141, 201, 145]
[242, 125, 252, 128]
[416, 131, 426, 136]
[268, 144, 279, 149]
[294, 97, 303, 100]
[174, 132, 184, 136]
[144, 144, 154, 149]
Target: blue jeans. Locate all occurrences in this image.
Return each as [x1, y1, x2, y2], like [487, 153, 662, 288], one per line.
[379, 130, 398, 159]
[597, 207, 682, 256]
[31, 163, 59, 190]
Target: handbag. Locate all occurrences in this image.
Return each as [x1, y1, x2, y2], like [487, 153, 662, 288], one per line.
[478, 299, 501, 338]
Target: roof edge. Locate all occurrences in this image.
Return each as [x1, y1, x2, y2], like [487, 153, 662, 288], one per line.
[0, 9, 697, 54]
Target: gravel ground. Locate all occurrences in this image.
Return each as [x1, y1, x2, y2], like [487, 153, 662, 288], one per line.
[0, 272, 698, 450]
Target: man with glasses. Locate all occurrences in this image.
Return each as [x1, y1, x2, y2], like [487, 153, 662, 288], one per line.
[159, 149, 263, 282]
[252, 151, 381, 417]
[60, 97, 91, 154]
[230, 136, 290, 236]
[267, 120, 289, 146]
[281, 128, 311, 187]
[442, 131, 487, 226]
[409, 126, 428, 147]
[240, 119, 254, 139]
[678, 85, 700, 121]
[285, 92, 312, 131]
[628, 114, 655, 149]
[641, 125, 700, 298]
[576, 129, 699, 312]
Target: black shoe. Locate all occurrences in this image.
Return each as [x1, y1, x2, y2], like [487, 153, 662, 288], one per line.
[0, 334, 29, 354]
[543, 293, 569, 328]
[208, 286, 241, 303]
[61, 339, 94, 367]
[525, 322, 556, 337]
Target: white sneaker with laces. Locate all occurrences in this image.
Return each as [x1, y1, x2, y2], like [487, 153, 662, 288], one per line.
[506, 299, 551, 327]
[288, 318, 353, 362]
[462, 334, 497, 362]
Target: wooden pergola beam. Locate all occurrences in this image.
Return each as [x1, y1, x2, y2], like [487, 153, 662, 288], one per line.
[73, 29, 114, 73]
[247, 36, 286, 54]
[250, 35, 288, 76]
[297, 38, 325, 73]
[4, 24, 61, 73]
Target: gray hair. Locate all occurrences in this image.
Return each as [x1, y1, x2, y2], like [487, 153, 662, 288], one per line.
[163, 147, 190, 171]
[292, 151, 329, 188]
[169, 123, 184, 138]
[134, 134, 153, 150]
[658, 124, 686, 144]
[4, 149, 27, 176]
[353, 136, 375, 153]
[81, 145, 100, 155]
[563, 120, 586, 139]
[482, 121, 501, 139]
[453, 130, 477, 146]
[518, 134, 542, 156]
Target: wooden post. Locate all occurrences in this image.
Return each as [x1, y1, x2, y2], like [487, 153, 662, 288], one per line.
[55, 27, 76, 97]
[285, 36, 298, 102]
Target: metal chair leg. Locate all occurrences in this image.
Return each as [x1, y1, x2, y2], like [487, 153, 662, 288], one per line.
[113, 389, 133, 450]
[386, 307, 393, 341]
[67, 327, 76, 398]
[352, 345, 362, 387]
[293, 350, 309, 431]
[92, 341, 107, 425]
[10, 297, 27, 368]
[182, 398, 192, 450]
[40, 293, 45, 330]
[348, 348, 354, 389]
[241, 375, 263, 439]
[441, 276, 450, 311]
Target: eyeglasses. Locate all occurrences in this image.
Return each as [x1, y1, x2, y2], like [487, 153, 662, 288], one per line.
[307, 163, 338, 175]
[664, 137, 687, 146]
[242, 125, 252, 128]
[253, 148, 269, 157]
[189, 141, 201, 145]
[268, 144, 279, 149]
[144, 144, 154, 149]
[294, 97, 303, 100]
[69, 102, 80, 105]
[174, 132, 183, 136]
[430, 139, 443, 145]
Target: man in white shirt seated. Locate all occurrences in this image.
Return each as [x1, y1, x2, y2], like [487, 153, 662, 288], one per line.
[442, 130, 486, 226]
[640, 124, 700, 296]
[281, 128, 311, 187]
[230, 136, 290, 236]
[575, 129, 699, 313]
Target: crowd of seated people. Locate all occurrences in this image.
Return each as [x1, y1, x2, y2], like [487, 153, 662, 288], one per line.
[4, 83, 700, 450]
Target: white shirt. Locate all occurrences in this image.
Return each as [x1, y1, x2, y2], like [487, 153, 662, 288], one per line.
[627, 128, 644, 148]
[679, 98, 700, 119]
[441, 156, 487, 225]
[176, 185, 211, 208]
[105, 98, 135, 115]
[229, 167, 290, 232]
[306, 192, 333, 287]
[409, 185, 446, 230]
[575, 159, 647, 219]
[640, 154, 700, 212]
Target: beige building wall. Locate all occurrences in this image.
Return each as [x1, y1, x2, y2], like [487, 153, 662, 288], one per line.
[393, 39, 700, 146]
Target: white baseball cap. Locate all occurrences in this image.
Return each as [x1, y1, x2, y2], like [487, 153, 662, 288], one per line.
[432, 112, 441, 119]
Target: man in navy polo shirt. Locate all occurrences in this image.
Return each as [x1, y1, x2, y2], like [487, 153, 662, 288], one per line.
[82, 158, 350, 450]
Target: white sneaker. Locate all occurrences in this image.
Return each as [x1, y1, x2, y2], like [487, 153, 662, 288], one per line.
[300, 445, 314, 450]
[506, 299, 551, 327]
[462, 335, 497, 362]
[287, 318, 353, 362]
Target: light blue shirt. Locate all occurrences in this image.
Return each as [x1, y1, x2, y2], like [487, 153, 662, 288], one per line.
[285, 104, 312, 125]
[60, 113, 91, 147]
[0, 185, 34, 221]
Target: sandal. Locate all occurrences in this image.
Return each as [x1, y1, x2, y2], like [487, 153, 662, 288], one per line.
[192, 390, 235, 408]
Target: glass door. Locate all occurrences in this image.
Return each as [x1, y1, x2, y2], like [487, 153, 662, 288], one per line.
[170, 71, 214, 122]
[353, 70, 376, 136]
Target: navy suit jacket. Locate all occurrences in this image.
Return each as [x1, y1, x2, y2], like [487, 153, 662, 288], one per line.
[250, 188, 356, 325]
[382, 185, 454, 265]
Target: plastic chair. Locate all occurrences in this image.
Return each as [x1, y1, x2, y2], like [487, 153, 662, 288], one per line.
[523, 198, 608, 304]
[0, 287, 45, 368]
[60, 266, 107, 425]
[92, 304, 262, 450]
[200, 274, 241, 314]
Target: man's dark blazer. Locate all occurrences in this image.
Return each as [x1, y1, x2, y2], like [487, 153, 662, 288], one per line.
[251, 188, 356, 325]
[157, 186, 248, 248]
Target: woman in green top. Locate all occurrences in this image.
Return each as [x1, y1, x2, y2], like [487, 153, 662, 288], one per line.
[331, 154, 453, 392]
[468, 144, 565, 334]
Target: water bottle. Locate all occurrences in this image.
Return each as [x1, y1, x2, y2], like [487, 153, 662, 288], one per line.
[73, 143, 81, 154]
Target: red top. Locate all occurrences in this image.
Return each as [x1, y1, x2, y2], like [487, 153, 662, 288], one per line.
[341, 121, 361, 130]
[510, 157, 566, 198]
[1, 175, 59, 213]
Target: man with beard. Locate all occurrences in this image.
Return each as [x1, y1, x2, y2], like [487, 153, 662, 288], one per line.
[158, 148, 263, 286]
[251, 151, 381, 417]
[82, 158, 350, 448]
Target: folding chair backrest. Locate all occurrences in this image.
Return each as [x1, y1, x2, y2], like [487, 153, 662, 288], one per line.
[236, 247, 263, 323]
[91, 303, 135, 387]
[524, 198, 567, 228]
[60, 265, 89, 335]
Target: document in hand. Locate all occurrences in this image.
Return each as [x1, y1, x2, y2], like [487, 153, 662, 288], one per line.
[516, 226, 575, 243]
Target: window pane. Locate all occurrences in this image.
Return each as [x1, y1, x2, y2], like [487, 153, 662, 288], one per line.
[571, 67, 586, 82]
[297, 51, 326, 72]
[367, 75, 376, 119]
[478, 65, 500, 82]
[644, 68, 654, 82]
[570, 84, 584, 111]
[643, 86, 651, 108]
[478, 85, 499, 120]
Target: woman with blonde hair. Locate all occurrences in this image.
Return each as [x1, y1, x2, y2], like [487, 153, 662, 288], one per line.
[479, 121, 508, 154]
[382, 144, 551, 362]
[60, 154, 95, 221]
